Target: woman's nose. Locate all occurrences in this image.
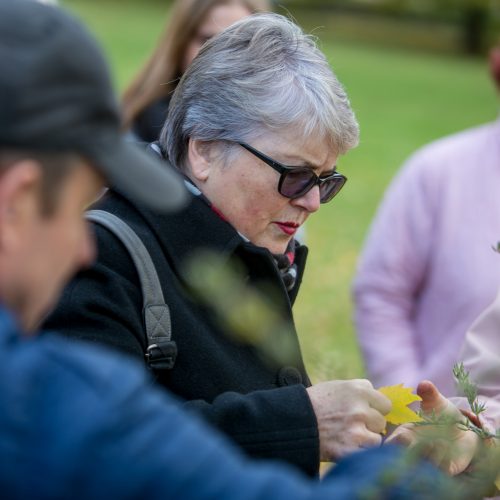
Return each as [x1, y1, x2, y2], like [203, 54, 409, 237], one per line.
[291, 185, 321, 213]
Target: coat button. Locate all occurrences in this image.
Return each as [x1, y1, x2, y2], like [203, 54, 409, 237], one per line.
[277, 366, 302, 386]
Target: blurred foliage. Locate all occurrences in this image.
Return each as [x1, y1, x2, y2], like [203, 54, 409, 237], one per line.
[183, 250, 302, 368]
[277, 0, 500, 53]
[280, 0, 496, 18]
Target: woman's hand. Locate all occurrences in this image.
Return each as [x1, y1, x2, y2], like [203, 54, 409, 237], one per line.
[306, 379, 391, 462]
[385, 380, 480, 476]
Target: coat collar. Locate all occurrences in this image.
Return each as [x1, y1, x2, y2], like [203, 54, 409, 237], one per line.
[102, 173, 308, 304]
[108, 187, 256, 272]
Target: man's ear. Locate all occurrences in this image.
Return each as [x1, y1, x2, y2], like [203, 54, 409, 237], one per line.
[187, 138, 214, 182]
[0, 160, 42, 250]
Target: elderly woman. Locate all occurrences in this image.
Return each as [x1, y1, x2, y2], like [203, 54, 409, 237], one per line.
[45, 13, 390, 476]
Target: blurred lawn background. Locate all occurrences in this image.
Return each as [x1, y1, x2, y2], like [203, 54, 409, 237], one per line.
[61, 0, 499, 383]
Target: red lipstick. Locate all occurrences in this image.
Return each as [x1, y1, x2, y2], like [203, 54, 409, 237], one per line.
[274, 222, 299, 236]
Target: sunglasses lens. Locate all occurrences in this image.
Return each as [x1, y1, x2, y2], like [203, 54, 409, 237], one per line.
[320, 176, 346, 203]
[280, 169, 316, 198]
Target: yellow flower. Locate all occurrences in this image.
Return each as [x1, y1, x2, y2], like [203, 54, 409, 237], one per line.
[378, 384, 423, 425]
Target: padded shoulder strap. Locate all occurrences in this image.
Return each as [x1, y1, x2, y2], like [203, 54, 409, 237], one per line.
[86, 209, 176, 370]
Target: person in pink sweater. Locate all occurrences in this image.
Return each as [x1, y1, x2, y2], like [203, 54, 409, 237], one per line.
[353, 44, 500, 397]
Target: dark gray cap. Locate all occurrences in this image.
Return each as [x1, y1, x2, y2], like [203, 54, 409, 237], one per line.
[0, 0, 187, 212]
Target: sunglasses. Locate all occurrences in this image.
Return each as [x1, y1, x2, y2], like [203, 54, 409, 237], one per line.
[237, 142, 347, 204]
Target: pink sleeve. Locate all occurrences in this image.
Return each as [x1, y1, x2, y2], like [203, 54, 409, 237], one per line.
[453, 291, 500, 432]
[352, 153, 435, 388]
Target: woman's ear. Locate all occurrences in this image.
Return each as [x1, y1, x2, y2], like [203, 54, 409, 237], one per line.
[187, 138, 213, 182]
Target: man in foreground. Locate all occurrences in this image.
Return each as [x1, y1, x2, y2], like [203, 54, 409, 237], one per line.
[0, 0, 457, 498]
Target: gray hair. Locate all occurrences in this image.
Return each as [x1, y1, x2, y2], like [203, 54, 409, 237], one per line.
[162, 13, 359, 170]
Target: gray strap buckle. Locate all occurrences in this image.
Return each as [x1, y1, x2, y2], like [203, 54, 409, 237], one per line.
[86, 209, 175, 371]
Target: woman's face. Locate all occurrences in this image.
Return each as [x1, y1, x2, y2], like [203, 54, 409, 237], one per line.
[189, 131, 339, 254]
[181, 3, 252, 73]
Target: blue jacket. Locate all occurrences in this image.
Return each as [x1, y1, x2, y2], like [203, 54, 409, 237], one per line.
[0, 307, 453, 499]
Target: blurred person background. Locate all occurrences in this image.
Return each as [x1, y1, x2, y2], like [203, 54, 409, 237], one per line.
[60, 0, 499, 388]
[121, 0, 270, 142]
[352, 42, 500, 396]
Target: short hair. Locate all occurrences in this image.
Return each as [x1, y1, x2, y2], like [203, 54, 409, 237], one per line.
[0, 150, 79, 216]
[163, 13, 359, 171]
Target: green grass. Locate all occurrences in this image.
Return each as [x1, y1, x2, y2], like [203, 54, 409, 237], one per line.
[61, 0, 170, 89]
[61, 0, 498, 383]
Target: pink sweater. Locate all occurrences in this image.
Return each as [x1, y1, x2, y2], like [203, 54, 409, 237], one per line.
[353, 118, 500, 397]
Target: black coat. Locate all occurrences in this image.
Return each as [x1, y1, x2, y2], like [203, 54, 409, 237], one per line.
[44, 188, 320, 476]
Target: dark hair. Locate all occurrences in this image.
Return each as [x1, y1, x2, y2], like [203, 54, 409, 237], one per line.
[0, 150, 79, 216]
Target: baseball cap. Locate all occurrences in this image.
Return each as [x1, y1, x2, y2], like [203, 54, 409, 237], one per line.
[0, 0, 187, 212]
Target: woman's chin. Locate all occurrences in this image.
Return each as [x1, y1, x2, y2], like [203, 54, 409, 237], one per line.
[261, 239, 291, 255]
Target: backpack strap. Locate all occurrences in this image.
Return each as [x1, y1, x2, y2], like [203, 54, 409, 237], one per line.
[86, 209, 177, 371]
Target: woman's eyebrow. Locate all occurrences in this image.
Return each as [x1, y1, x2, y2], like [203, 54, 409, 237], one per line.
[282, 156, 319, 169]
[282, 154, 336, 171]
[300, 161, 338, 175]
[319, 167, 337, 177]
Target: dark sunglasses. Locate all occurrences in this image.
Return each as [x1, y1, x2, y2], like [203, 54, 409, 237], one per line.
[237, 142, 347, 203]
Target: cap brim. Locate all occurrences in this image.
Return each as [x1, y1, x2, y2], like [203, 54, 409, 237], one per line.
[87, 138, 188, 213]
